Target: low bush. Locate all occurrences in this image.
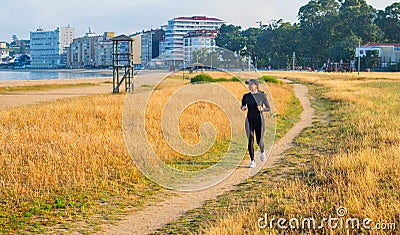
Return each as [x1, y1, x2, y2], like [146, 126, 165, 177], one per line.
[190, 74, 241, 83]
[261, 75, 283, 84]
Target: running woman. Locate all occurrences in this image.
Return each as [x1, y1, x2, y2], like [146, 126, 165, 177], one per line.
[241, 79, 271, 168]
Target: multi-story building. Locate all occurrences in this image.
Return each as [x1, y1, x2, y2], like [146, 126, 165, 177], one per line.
[131, 33, 142, 66]
[67, 30, 106, 68]
[93, 32, 116, 68]
[159, 39, 166, 57]
[141, 29, 165, 67]
[0, 42, 8, 49]
[65, 30, 146, 69]
[356, 43, 400, 67]
[164, 16, 224, 65]
[183, 29, 218, 65]
[0, 50, 9, 60]
[0, 42, 9, 60]
[30, 26, 75, 68]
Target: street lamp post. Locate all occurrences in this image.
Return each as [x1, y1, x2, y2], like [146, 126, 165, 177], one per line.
[358, 41, 361, 76]
[210, 52, 213, 69]
[248, 55, 251, 71]
[183, 61, 185, 80]
[292, 52, 296, 71]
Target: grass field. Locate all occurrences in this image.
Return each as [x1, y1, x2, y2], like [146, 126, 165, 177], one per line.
[0, 74, 298, 233]
[155, 72, 400, 234]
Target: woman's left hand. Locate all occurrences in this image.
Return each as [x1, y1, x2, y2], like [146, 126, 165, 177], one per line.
[258, 106, 263, 111]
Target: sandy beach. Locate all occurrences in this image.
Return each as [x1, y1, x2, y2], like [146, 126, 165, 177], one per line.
[0, 76, 114, 110]
[0, 77, 111, 87]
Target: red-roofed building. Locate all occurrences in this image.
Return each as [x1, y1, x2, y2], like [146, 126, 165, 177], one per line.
[362, 43, 400, 47]
[162, 16, 224, 66]
[356, 43, 400, 67]
[174, 16, 223, 22]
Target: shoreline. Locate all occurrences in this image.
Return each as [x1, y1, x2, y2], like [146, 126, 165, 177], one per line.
[0, 68, 113, 74]
[0, 77, 111, 87]
[0, 69, 113, 83]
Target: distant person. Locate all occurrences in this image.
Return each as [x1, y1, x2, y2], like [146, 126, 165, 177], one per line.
[241, 79, 271, 168]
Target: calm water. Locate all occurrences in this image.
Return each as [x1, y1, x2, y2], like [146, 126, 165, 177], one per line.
[0, 70, 111, 81]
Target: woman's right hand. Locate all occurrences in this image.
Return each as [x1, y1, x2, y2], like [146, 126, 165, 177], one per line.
[241, 106, 247, 111]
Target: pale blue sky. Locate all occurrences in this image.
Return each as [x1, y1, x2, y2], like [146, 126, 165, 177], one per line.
[0, 0, 397, 42]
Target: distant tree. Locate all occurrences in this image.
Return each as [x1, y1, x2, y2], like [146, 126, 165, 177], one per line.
[241, 27, 263, 64]
[298, 0, 340, 27]
[375, 2, 400, 43]
[215, 24, 244, 53]
[298, 0, 341, 66]
[257, 21, 301, 68]
[328, 33, 361, 62]
[336, 0, 380, 43]
[214, 0, 397, 69]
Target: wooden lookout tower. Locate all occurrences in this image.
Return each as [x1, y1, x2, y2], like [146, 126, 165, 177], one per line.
[111, 35, 134, 93]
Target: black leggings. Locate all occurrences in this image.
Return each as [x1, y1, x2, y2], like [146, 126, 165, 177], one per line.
[245, 116, 265, 161]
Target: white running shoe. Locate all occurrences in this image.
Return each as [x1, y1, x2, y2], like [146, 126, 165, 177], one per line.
[249, 160, 256, 168]
[260, 151, 266, 161]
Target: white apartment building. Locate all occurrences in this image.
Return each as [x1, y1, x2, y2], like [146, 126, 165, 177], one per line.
[68, 36, 101, 68]
[67, 31, 115, 68]
[356, 43, 400, 67]
[30, 26, 75, 68]
[92, 33, 141, 68]
[183, 29, 218, 65]
[94, 40, 113, 68]
[164, 16, 224, 65]
[93, 33, 141, 68]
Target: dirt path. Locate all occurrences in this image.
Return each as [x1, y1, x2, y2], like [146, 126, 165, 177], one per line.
[102, 79, 315, 235]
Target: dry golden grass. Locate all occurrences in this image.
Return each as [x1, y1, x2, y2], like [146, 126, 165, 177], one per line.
[0, 95, 146, 211]
[144, 81, 233, 166]
[144, 78, 293, 167]
[0, 74, 291, 233]
[261, 71, 400, 81]
[199, 72, 400, 234]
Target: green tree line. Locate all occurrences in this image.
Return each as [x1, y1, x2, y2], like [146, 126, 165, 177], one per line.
[216, 0, 400, 69]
